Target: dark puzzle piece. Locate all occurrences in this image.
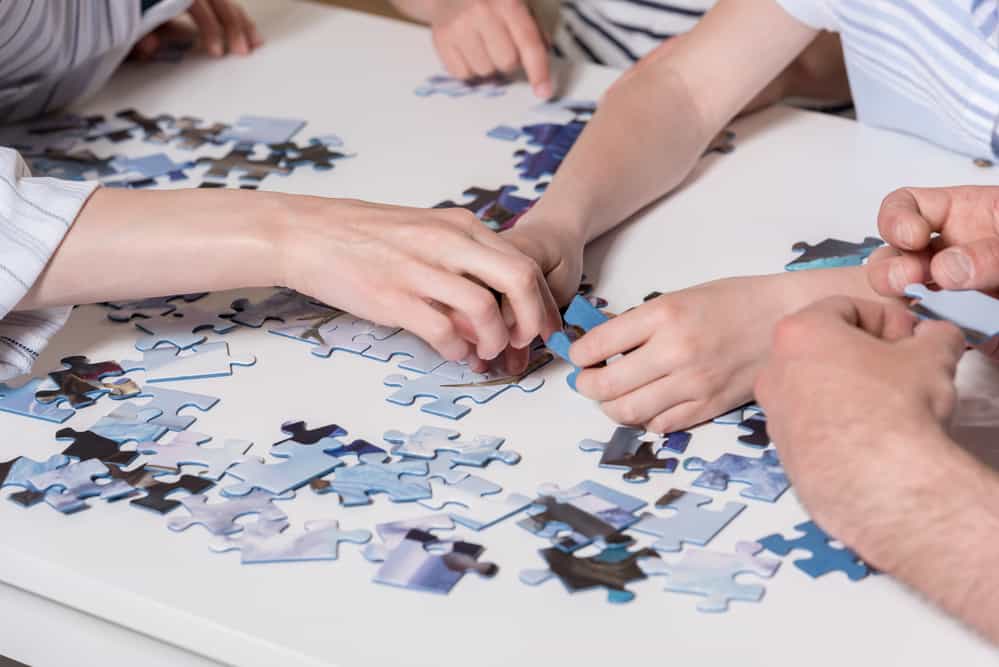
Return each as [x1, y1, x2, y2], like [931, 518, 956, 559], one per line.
[279, 420, 346, 445]
[171, 116, 229, 150]
[434, 185, 536, 231]
[759, 520, 871, 581]
[785, 237, 884, 272]
[130, 475, 215, 514]
[736, 416, 769, 448]
[519, 495, 631, 552]
[36, 356, 125, 408]
[269, 138, 351, 171]
[116, 108, 175, 143]
[520, 540, 660, 603]
[371, 528, 498, 594]
[55, 428, 138, 466]
[604, 440, 678, 482]
[513, 118, 587, 180]
[198, 145, 291, 183]
[546, 295, 610, 390]
[26, 148, 117, 180]
[225, 288, 336, 328]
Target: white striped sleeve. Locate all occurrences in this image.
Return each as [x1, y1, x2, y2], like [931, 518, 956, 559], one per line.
[773, 0, 840, 30]
[0, 147, 99, 380]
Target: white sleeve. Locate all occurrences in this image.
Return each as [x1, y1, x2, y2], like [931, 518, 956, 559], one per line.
[0, 147, 99, 380]
[773, 0, 840, 31]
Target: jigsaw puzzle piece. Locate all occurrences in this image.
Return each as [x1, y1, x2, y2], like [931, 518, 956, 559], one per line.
[547, 295, 609, 389]
[631, 489, 745, 552]
[87, 403, 167, 444]
[197, 144, 291, 183]
[170, 116, 228, 150]
[222, 441, 344, 497]
[414, 74, 508, 97]
[105, 153, 194, 188]
[759, 520, 871, 580]
[35, 355, 124, 408]
[167, 489, 293, 535]
[362, 515, 456, 562]
[785, 236, 884, 271]
[422, 451, 471, 485]
[519, 480, 645, 551]
[211, 519, 370, 564]
[0, 455, 71, 491]
[270, 313, 398, 358]
[133, 306, 238, 350]
[104, 293, 207, 321]
[216, 115, 306, 145]
[131, 431, 257, 480]
[122, 342, 255, 382]
[358, 330, 448, 374]
[55, 428, 138, 467]
[317, 454, 430, 506]
[123, 385, 219, 431]
[736, 416, 769, 448]
[418, 477, 531, 530]
[904, 283, 999, 345]
[130, 475, 215, 514]
[638, 541, 780, 612]
[269, 138, 352, 171]
[372, 529, 498, 594]
[434, 185, 536, 231]
[0, 378, 75, 422]
[684, 449, 790, 502]
[520, 541, 659, 604]
[579, 427, 687, 482]
[115, 109, 175, 142]
[12, 459, 112, 513]
[226, 288, 335, 328]
[384, 426, 520, 467]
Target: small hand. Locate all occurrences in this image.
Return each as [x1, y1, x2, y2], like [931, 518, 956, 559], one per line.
[428, 0, 552, 99]
[754, 296, 965, 550]
[281, 197, 561, 365]
[502, 215, 584, 307]
[132, 0, 262, 60]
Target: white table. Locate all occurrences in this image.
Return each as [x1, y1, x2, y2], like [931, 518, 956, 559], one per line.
[1, 2, 997, 666]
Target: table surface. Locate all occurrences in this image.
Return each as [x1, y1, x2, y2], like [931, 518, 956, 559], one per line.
[2, 2, 998, 666]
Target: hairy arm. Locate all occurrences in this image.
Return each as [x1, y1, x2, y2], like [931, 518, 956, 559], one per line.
[525, 0, 817, 243]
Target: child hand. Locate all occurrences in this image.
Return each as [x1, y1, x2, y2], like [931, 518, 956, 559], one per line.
[427, 0, 552, 99]
[132, 0, 262, 60]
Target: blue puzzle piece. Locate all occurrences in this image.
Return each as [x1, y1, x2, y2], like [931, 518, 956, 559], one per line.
[89, 404, 168, 444]
[106, 153, 193, 187]
[684, 449, 789, 503]
[486, 125, 522, 141]
[514, 119, 586, 180]
[785, 237, 884, 271]
[546, 294, 609, 390]
[661, 431, 691, 454]
[383, 366, 545, 420]
[316, 454, 430, 506]
[904, 283, 999, 345]
[222, 441, 343, 497]
[217, 115, 306, 145]
[0, 455, 71, 490]
[759, 520, 871, 580]
[0, 379, 75, 423]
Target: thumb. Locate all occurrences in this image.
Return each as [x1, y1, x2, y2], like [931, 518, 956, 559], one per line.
[911, 319, 967, 374]
[930, 238, 999, 291]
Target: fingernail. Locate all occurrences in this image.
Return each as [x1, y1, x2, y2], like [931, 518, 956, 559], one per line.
[896, 222, 914, 249]
[940, 250, 972, 286]
[534, 82, 553, 99]
[888, 261, 908, 293]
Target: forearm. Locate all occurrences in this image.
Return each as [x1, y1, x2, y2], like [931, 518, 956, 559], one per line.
[18, 187, 288, 309]
[858, 430, 999, 644]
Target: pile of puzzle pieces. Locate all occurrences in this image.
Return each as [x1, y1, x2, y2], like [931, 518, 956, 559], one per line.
[0, 108, 353, 189]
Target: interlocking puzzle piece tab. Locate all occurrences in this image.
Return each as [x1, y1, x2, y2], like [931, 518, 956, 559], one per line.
[222, 441, 344, 497]
[578, 427, 689, 482]
[785, 236, 884, 271]
[684, 449, 790, 502]
[167, 489, 293, 535]
[383, 364, 545, 420]
[904, 283, 999, 346]
[414, 74, 508, 97]
[759, 520, 871, 580]
[514, 119, 586, 180]
[55, 428, 138, 467]
[197, 144, 292, 183]
[736, 416, 769, 448]
[278, 420, 346, 444]
[631, 489, 745, 552]
[270, 312, 399, 358]
[384, 426, 520, 467]
[0, 455, 71, 491]
[130, 474, 215, 514]
[418, 477, 531, 530]
[434, 185, 536, 231]
[226, 288, 335, 328]
[132, 306, 237, 350]
[35, 355, 124, 409]
[104, 153, 194, 188]
[638, 541, 780, 613]
[0, 378, 75, 423]
[316, 454, 429, 506]
[124, 385, 219, 431]
[520, 540, 659, 604]
[171, 116, 229, 150]
[104, 293, 207, 321]
[519, 480, 645, 551]
[130, 431, 257, 480]
[216, 115, 306, 145]
[358, 329, 448, 374]
[115, 109, 175, 142]
[547, 294, 609, 390]
[362, 515, 456, 562]
[26, 148, 117, 180]
[269, 137, 352, 171]
[371, 529, 498, 594]
[122, 342, 255, 382]
[212, 519, 370, 564]
[12, 459, 114, 513]
[88, 403, 167, 444]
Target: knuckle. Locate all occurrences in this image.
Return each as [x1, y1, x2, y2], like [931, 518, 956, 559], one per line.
[610, 400, 640, 427]
[771, 315, 811, 353]
[468, 290, 499, 321]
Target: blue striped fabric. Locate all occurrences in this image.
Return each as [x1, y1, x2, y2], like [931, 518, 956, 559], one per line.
[777, 0, 999, 160]
[0, 0, 189, 380]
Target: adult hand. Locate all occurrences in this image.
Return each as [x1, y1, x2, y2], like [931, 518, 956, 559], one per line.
[868, 186, 999, 295]
[132, 0, 262, 60]
[754, 296, 965, 549]
[427, 0, 552, 99]
[281, 197, 562, 366]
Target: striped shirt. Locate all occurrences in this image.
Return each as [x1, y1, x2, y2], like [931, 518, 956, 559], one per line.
[552, 0, 713, 68]
[0, 0, 188, 381]
[777, 0, 999, 160]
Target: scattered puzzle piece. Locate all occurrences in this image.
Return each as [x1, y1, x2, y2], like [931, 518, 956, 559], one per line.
[520, 540, 659, 604]
[684, 449, 790, 502]
[759, 520, 871, 580]
[316, 453, 429, 506]
[547, 295, 609, 389]
[371, 529, 498, 594]
[434, 185, 536, 231]
[362, 515, 456, 562]
[904, 283, 999, 345]
[55, 428, 138, 467]
[631, 489, 745, 552]
[35, 355, 124, 408]
[216, 115, 306, 145]
[211, 519, 370, 564]
[0, 455, 71, 491]
[105, 293, 207, 321]
[384, 426, 520, 467]
[417, 477, 531, 530]
[785, 237, 884, 272]
[167, 489, 293, 535]
[414, 74, 508, 97]
[578, 427, 688, 482]
[12, 459, 114, 513]
[0, 378, 75, 423]
[519, 480, 645, 551]
[269, 138, 351, 171]
[133, 306, 237, 350]
[130, 431, 257, 479]
[198, 144, 291, 184]
[122, 342, 255, 382]
[222, 441, 344, 497]
[638, 541, 780, 613]
[124, 385, 219, 431]
[130, 475, 215, 514]
[226, 289, 335, 328]
[270, 313, 399, 358]
[736, 416, 769, 448]
[358, 330, 448, 374]
[88, 403, 167, 444]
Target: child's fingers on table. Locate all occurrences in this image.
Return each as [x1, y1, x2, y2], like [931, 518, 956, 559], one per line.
[502, 0, 552, 97]
[435, 37, 473, 80]
[235, 2, 263, 48]
[189, 0, 225, 56]
[574, 346, 670, 402]
[645, 400, 703, 435]
[569, 306, 653, 367]
[598, 374, 694, 429]
[480, 19, 521, 75]
[463, 30, 500, 77]
[209, 0, 249, 53]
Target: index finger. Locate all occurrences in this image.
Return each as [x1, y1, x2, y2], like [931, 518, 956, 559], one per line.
[877, 187, 953, 252]
[795, 295, 918, 342]
[569, 302, 649, 367]
[501, 0, 552, 98]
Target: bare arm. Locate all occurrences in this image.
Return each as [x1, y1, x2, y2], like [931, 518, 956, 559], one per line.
[524, 0, 818, 243]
